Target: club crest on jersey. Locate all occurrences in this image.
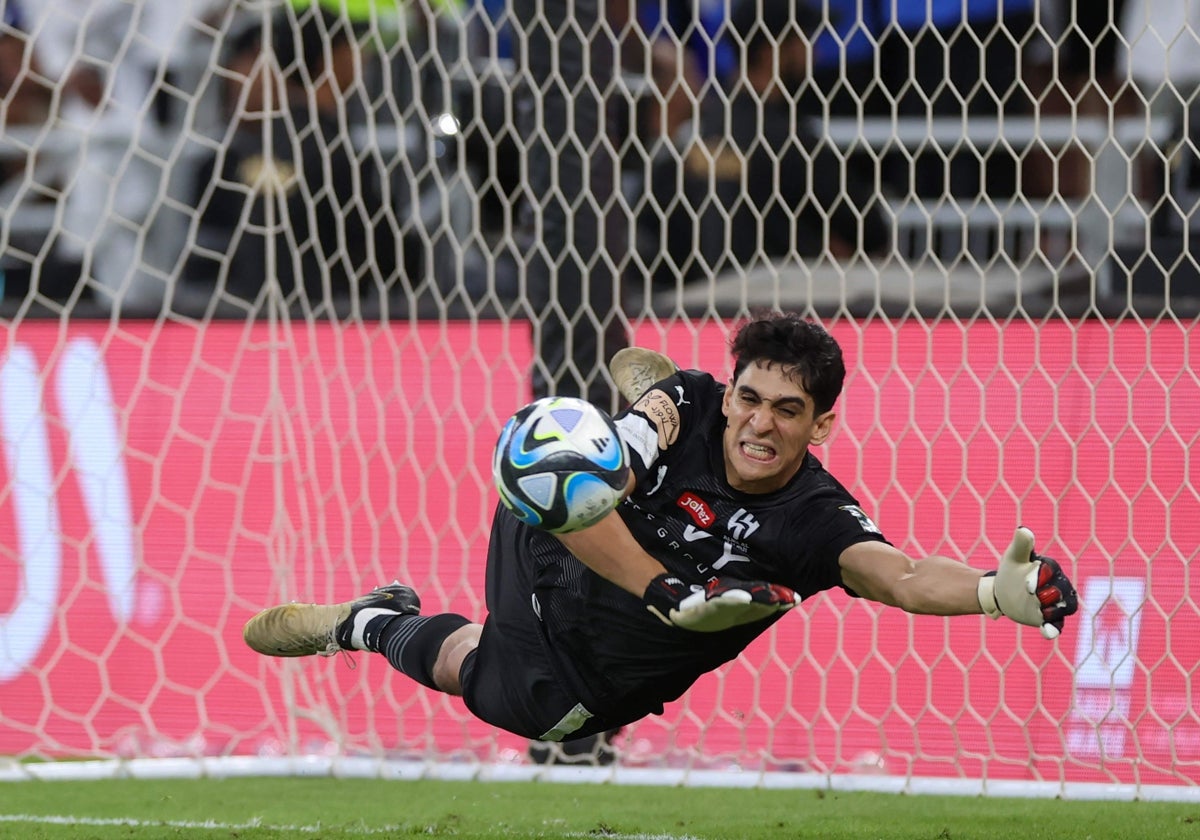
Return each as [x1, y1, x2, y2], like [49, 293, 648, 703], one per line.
[676, 491, 714, 527]
[839, 504, 881, 534]
[727, 508, 760, 540]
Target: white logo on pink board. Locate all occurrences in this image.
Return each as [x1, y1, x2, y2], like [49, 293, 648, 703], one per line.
[0, 338, 139, 681]
[1066, 577, 1146, 759]
[1073, 577, 1145, 689]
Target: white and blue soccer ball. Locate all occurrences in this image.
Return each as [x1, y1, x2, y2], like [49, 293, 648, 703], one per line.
[492, 396, 630, 534]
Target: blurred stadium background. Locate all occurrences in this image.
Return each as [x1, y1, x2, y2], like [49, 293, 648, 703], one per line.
[0, 0, 1197, 803]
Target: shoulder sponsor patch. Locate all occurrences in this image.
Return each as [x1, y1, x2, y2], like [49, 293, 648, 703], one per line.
[839, 504, 881, 534]
[614, 413, 658, 467]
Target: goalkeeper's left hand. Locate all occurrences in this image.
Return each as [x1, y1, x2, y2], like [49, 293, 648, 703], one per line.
[644, 574, 801, 632]
[977, 527, 1079, 640]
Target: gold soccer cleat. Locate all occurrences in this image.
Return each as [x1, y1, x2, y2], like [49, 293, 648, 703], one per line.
[243, 582, 420, 657]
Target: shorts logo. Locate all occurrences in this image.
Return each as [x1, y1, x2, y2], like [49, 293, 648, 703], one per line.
[677, 492, 714, 528]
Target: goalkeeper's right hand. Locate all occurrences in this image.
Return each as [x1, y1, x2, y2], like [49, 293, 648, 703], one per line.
[643, 574, 801, 632]
[977, 527, 1078, 640]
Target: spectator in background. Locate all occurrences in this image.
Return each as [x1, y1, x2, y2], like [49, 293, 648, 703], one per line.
[0, 0, 53, 302]
[611, 0, 727, 151]
[636, 0, 887, 289]
[476, 0, 515, 63]
[1057, 1, 1135, 146]
[393, 0, 491, 302]
[809, 0, 887, 117]
[631, 0, 733, 85]
[296, 0, 488, 305]
[300, 0, 479, 120]
[1060, 1, 1130, 101]
[0, 2, 50, 139]
[291, 0, 400, 99]
[0, 1, 51, 185]
[1120, 2, 1200, 171]
[511, 0, 628, 410]
[182, 6, 393, 317]
[875, 0, 1037, 200]
[639, 37, 701, 151]
[1120, 1, 1200, 240]
[18, 0, 227, 313]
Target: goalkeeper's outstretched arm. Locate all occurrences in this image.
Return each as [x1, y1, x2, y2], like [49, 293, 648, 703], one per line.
[838, 527, 1078, 639]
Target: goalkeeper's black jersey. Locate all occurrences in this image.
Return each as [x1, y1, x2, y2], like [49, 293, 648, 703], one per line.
[517, 369, 890, 722]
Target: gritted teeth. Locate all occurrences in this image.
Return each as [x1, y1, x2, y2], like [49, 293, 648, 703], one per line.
[742, 441, 774, 460]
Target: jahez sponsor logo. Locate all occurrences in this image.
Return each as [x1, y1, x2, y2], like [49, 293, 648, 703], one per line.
[676, 491, 714, 528]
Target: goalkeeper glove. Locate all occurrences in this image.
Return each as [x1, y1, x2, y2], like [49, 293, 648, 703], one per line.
[977, 527, 1079, 640]
[644, 574, 800, 632]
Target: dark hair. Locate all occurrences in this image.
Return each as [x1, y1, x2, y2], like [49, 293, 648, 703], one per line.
[730, 312, 845, 415]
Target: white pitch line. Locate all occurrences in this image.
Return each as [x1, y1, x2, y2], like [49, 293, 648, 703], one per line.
[0, 815, 400, 834]
[566, 835, 702, 840]
[0, 815, 701, 840]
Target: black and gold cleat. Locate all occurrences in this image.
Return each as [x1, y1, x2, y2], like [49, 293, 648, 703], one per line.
[243, 582, 420, 657]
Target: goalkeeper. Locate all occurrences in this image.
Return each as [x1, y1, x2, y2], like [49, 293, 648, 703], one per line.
[244, 312, 1078, 743]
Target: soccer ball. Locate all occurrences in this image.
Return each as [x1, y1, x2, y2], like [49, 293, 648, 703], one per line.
[492, 396, 630, 534]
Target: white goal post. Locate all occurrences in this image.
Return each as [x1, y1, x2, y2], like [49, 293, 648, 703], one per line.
[1, 0, 1198, 800]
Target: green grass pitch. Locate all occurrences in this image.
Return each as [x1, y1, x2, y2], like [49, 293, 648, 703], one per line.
[1, 778, 1198, 839]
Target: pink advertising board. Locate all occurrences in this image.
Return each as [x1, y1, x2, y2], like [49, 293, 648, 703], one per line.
[0, 319, 1196, 786]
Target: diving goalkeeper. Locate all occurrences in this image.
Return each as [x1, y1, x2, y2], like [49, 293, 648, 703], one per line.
[244, 312, 1078, 742]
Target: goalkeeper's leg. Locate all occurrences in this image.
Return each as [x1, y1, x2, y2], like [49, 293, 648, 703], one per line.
[243, 580, 617, 738]
[243, 583, 475, 693]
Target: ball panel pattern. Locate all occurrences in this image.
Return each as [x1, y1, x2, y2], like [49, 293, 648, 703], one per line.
[493, 396, 630, 533]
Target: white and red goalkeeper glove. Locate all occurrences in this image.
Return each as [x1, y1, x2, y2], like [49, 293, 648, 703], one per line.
[644, 574, 801, 632]
[977, 527, 1078, 639]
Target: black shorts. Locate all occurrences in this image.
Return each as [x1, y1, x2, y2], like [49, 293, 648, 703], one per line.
[457, 509, 622, 741]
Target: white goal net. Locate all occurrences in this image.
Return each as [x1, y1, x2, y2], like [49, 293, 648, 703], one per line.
[1, 0, 1198, 798]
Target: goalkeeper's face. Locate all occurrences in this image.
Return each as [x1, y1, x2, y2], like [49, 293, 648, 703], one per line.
[720, 361, 835, 494]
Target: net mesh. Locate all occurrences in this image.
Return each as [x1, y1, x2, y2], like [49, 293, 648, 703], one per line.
[0, 0, 1197, 793]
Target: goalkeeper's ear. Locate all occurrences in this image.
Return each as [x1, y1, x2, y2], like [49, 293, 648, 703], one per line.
[808, 408, 837, 446]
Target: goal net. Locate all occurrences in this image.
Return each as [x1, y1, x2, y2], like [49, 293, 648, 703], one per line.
[1, 0, 1198, 798]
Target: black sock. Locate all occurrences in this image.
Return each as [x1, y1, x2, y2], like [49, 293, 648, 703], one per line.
[369, 612, 471, 691]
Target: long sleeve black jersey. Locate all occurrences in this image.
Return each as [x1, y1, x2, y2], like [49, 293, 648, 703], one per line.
[516, 369, 889, 721]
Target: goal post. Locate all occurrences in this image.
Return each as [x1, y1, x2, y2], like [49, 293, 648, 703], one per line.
[1, 0, 1198, 798]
